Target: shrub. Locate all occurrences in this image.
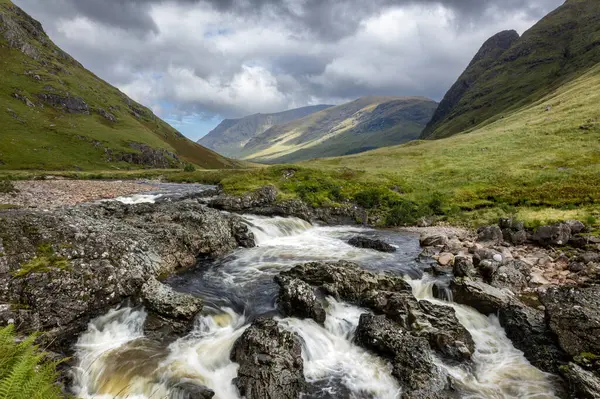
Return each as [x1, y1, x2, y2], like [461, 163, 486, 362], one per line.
[386, 199, 424, 226]
[183, 164, 196, 172]
[0, 325, 63, 399]
[0, 180, 18, 194]
[354, 187, 389, 209]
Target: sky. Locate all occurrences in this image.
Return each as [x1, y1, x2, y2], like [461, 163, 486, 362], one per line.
[14, 0, 564, 141]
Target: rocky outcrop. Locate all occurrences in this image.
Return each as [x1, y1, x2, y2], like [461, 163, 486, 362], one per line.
[0, 198, 255, 352]
[561, 363, 600, 399]
[274, 275, 326, 324]
[355, 314, 456, 399]
[541, 285, 600, 357]
[347, 236, 396, 252]
[230, 317, 305, 399]
[277, 260, 474, 369]
[106, 142, 184, 169]
[280, 261, 412, 303]
[38, 93, 89, 114]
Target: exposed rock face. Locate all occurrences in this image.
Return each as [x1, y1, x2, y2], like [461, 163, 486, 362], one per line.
[348, 236, 396, 253]
[280, 261, 412, 303]
[230, 318, 305, 399]
[210, 186, 278, 212]
[105, 142, 184, 169]
[450, 279, 513, 316]
[0, 198, 255, 352]
[561, 363, 600, 399]
[354, 314, 455, 399]
[274, 275, 326, 324]
[453, 256, 475, 278]
[38, 93, 89, 114]
[541, 285, 600, 357]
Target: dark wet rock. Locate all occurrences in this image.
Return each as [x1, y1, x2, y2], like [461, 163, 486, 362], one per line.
[348, 236, 396, 253]
[420, 234, 448, 247]
[498, 303, 567, 374]
[281, 261, 412, 304]
[452, 279, 566, 374]
[453, 256, 475, 278]
[450, 279, 512, 315]
[569, 262, 586, 273]
[431, 282, 452, 301]
[230, 317, 305, 399]
[478, 259, 501, 279]
[473, 248, 503, 265]
[565, 220, 586, 235]
[354, 314, 454, 399]
[533, 223, 571, 246]
[477, 225, 503, 244]
[0, 198, 253, 353]
[416, 300, 475, 362]
[541, 285, 600, 357]
[141, 277, 202, 320]
[361, 290, 422, 328]
[170, 382, 215, 399]
[560, 363, 600, 399]
[230, 218, 256, 248]
[274, 276, 326, 324]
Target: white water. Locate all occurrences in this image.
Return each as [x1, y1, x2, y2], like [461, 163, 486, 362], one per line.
[72, 216, 559, 399]
[113, 194, 163, 204]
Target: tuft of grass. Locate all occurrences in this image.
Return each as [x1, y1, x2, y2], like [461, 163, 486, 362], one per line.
[0, 180, 18, 194]
[0, 325, 64, 399]
[12, 244, 69, 278]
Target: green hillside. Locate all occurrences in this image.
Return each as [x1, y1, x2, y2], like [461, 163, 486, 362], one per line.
[198, 105, 333, 158]
[241, 96, 437, 163]
[423, 0, 600, 139]
[0, 0, 237, 170]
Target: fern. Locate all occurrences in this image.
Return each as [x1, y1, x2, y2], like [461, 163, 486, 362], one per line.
[0, 325, 64, 399]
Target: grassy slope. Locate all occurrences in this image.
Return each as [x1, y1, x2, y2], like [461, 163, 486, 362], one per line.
[241, 97, 437, 163]
[0, 0, 236, 170]
[425, 0, 600, 139]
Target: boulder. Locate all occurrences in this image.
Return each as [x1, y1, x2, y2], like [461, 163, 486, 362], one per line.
[274, 276, 326, 324]
[141, 277, 203, 320]
[565, 220, 586, 235]
[561, 363, 600, 399]
[533, 224, 571, 246]
[450, 279, 512, 316]
[502, 229, 528, 245]
[230, 318, 305, 399]
[490, 263, 528, 293]
[348, 236, 396, 253]
[453, 256, 475, 278]
[169, 382, 215, 399]
[477, 225, 503, 244]
[417, 300, 475, 362]
[210, 186, 278, 212]
[437, 252, 455, 266]
[280, 261, 412, 304]
[420, 234, 448, 247]
[354, 314, 454, 399]
[541, 285, 600, 357]
[478, 260, 501, 279]
[361, 290, 422, 328]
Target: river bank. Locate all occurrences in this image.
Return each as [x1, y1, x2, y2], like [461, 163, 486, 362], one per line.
[0, 182, 599, 398]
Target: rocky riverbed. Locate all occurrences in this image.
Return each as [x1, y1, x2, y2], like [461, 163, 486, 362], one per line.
[0, 183, 599, 398]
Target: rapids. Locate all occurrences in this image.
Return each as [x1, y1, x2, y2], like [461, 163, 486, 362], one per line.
[71, 215, 560, 399]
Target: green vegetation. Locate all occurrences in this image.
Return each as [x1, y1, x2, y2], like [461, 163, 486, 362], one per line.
[0, 325, 63, 399]
[423, 0, 600, 139]
[240, 97, 437, 163]
[13, 244, 69, 277]
[0, 180, 18, 194]
[0, 1, 237, 170]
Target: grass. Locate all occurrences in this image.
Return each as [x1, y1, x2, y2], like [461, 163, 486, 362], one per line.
[0, 1, 237, 170]
[12, 244, 70, 277]
[0, 325, 63, 399]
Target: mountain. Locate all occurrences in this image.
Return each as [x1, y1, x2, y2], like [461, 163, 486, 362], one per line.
[240, 96, 438, 164]
[422, 0, 600, 139]
[198, 105, 333, 158]
[0, 0, 237, 170]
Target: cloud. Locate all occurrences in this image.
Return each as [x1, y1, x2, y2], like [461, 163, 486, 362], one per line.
[13, 0, 564, 136]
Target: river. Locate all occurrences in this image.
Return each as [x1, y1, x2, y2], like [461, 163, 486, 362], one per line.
[70, 215, 560, 399]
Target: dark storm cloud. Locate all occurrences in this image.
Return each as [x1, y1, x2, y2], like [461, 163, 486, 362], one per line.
[12, 0, 565, 129]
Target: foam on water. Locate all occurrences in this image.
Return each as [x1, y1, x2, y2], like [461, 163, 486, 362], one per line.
[72, 215, 559, 399]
